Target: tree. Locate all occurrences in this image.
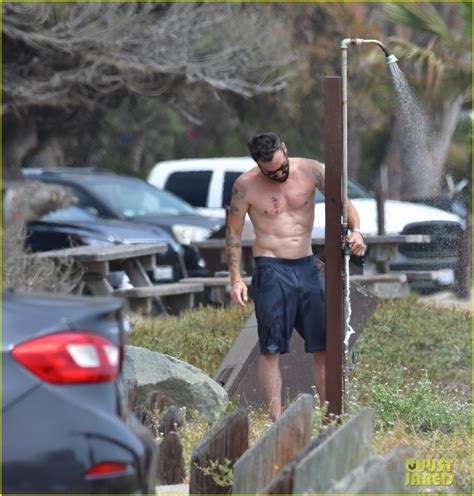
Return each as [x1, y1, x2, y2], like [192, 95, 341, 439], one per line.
[381, 2, 471, 199]
[2, 2, 298, 180]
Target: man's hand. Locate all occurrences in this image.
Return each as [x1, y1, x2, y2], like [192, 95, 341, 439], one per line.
[348, 231, 365, 257]
[230, 280, 248, 309]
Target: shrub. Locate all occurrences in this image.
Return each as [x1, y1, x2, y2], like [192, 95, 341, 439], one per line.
[365, 372, 471, 433]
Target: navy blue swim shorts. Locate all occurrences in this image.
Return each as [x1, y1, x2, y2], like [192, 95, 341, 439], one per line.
[250, 256, 326, 354]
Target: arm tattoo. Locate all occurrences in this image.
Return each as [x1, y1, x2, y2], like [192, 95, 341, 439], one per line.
[312, 166, 325, 192]
[229, 204, 240, 215]
[225, 249, 238, 268]
[225, 229, 241, 248]
[232, 184, 247, 200]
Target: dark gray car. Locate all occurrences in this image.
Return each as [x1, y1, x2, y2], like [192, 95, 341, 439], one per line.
[2, 291, 157, 493]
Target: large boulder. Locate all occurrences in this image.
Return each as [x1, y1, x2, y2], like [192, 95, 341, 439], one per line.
[123, 345, 228, 421]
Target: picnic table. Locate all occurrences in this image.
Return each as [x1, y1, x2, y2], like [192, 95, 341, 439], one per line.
[32, 244, 204, 314]
[192, 234, 431, 277]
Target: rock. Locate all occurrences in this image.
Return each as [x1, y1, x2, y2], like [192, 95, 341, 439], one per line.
[123, 345, 228, 421]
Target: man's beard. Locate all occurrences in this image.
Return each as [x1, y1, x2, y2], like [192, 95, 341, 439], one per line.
[271, 172, 289, 183]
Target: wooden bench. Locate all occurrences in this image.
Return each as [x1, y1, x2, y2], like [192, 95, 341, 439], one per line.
[179, 276, 252, 306]
[115, 282, 204, 314]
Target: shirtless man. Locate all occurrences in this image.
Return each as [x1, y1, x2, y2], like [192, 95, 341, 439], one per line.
[225, 132, 365, 421]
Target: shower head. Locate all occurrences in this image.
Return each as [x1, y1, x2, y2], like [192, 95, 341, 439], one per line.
[385, 52, 398, 65]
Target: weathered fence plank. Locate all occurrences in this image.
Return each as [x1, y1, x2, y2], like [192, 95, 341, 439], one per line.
[156, 432, 185, 485]
[232, 394, 314, 494]
[292, 407, 373, 494]
[159, 405, 182, 436]
[189, 410, 249, 494]
[261, 426, 336, 494]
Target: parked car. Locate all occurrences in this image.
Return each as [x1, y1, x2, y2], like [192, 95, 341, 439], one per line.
[2, 290, 157, 494]
[27, 205, 186, 283]
[148, 157, 464, 291]
[22, 168, 226, 278]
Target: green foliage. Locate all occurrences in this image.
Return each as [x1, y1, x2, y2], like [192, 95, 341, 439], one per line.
[129, 304, 254, 376]
[195, 458, 234, 488]
[363, 372, 470, 433]
[351, 297, 471, 397]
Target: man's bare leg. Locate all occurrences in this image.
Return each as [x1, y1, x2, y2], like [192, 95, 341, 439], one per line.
[258, 353, 281, 421]
[312, 351, 326, 405]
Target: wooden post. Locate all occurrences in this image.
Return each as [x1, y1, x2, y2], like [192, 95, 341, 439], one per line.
[189, 410, 248, 494]
[324, 76, 344, 417]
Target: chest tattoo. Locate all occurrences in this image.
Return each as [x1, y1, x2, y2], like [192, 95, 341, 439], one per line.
[271, 196, 280, 214]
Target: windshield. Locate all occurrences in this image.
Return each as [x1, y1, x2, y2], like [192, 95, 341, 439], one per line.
[315, 179, 373, 202]
[41, 205, 96, 222]
[87, 178, 195, 218]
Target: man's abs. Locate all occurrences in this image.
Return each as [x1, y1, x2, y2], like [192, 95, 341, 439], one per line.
[252, 229, 313, 259]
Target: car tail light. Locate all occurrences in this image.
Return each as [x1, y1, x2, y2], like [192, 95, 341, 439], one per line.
[86, 462, 127, 478]
[12, 332, 120, 384]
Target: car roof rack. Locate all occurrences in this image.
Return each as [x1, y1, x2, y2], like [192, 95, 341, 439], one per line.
[21, 167, 115, 176]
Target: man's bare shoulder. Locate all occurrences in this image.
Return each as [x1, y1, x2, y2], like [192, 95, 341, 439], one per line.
[233, 167, 260, 192]
[292, 157, 325, 189]
[231, 169, 259, 205]
[237, 166, 259, 183]
[293, 157, 324, 168]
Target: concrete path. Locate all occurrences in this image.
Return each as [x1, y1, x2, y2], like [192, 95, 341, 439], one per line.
[156, 483, 189, 494]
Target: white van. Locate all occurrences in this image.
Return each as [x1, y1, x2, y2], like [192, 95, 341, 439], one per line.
[148, 157, 464, 290]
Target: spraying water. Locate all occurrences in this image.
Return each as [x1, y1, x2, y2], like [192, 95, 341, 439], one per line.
[388, 63, 435, 196]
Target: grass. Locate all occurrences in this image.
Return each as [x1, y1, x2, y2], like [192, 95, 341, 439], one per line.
[130, 296, 472, 493]
[129, 303, 253, 376]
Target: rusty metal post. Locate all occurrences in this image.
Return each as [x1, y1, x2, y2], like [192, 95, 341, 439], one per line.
[324, 76, 344, 417]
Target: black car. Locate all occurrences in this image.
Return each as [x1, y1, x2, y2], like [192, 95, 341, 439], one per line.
[2, 291, 157, 494]
[27, 205, 187, 283]
[22, 168, 226, 277]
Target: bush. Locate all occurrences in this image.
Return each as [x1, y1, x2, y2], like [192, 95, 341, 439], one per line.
[365, 372, 470, 433]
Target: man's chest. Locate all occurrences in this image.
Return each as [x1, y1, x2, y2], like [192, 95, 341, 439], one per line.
[248, 180, 315, 216]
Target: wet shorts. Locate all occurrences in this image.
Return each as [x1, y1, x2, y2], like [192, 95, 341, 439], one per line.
[250, 256, 326, 354]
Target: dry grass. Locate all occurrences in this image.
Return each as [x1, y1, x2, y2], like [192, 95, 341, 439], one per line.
[2, 222, 83, 293]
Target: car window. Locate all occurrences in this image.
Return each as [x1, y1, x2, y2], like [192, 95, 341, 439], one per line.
[165, 171, 212, 207]
[41, 206, 96, 222]
[69, 187, 107, 216]
[87, 178, 195, 218]
[222, 172, 242, 207]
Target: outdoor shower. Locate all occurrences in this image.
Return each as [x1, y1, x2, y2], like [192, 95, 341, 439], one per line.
[339, 38, 399, 411]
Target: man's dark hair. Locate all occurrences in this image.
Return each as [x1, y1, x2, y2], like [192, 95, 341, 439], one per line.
[247, 133, 282, 162]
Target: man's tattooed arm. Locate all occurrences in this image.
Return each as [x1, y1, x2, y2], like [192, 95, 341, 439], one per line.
[225, 179, 248, 280]
[228, 183, 247, 216]
[311, 160, 326, 194]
